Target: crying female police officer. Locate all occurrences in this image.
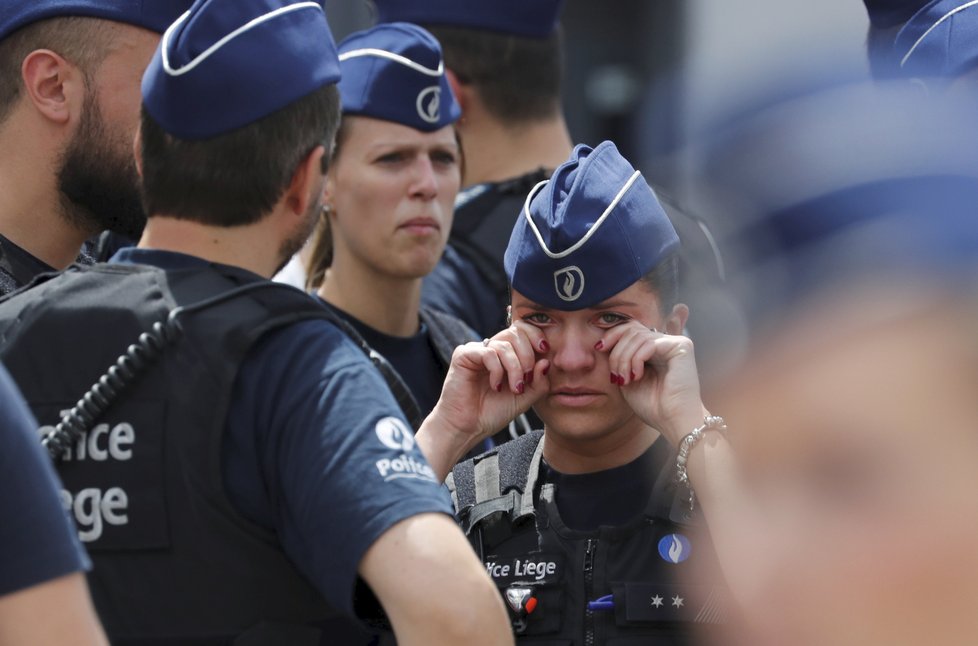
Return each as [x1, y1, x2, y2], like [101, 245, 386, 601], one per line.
[422, 141, 730, 644]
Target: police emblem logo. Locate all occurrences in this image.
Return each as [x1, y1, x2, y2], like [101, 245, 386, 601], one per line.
[657, 533, 692, 564]
[416, 85, 441, 124]
[553, 265, 585, 302]
[375, 416, 415, 451]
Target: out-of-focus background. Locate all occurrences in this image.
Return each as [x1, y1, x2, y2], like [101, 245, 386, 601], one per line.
[327, 0, 871, 199]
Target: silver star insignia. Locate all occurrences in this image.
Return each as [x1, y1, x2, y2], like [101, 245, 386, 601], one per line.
[672, 595, 684, 608]
[651, 595, 664, 608]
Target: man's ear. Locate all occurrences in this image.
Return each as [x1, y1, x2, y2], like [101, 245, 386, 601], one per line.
[285, 144, 327, 216]
[665, 303, 689, 336]
[21, 49, 84, 125]
[445, 68, 468, 117]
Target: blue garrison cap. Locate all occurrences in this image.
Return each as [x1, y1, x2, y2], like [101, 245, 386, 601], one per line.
[337, 23, 459, 132]
[0, 0, 194, 41]
[142, 0, 341, 140]
[373, 0, 564, 38]
[504, 141, 679, 311]
[863, 0, 929, 28]
[894, 0, 978, 78]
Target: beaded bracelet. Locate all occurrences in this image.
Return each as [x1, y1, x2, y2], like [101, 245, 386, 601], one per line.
[676, 415, 727, 512]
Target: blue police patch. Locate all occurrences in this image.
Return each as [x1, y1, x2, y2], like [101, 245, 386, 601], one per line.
[657, 533, 692, 564]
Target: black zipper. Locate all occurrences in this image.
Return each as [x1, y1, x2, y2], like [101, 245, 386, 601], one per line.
[583, 538, 597, 646]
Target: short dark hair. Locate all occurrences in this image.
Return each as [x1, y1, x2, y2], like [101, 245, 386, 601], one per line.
[425, 25, 563, 124]
[139, 83, 341, 227]
[640, 253, 680, 315]
[0, 17, 116, 123]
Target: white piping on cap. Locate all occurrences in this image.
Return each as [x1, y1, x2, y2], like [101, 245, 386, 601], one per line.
[900, 0, 978, 68]
[521, 170, 643, 260]
[338, 48, 444, 76]
[161, 2, 323, 77]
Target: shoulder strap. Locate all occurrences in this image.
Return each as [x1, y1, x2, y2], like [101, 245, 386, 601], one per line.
[450, 431, 544, 535]
[316, 311, 426, 431]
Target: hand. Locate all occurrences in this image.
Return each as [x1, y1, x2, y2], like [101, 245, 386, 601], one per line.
[421, 323, 551, 469]
[598, 322, 707, 446]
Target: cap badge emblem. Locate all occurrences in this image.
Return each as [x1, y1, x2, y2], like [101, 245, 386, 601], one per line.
[416, 85, 441, 123]
[554, 266, 585, 302]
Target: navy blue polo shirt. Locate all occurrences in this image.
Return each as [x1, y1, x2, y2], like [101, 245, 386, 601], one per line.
[0, 364, 90, 596]
[112, 249, 453, 615]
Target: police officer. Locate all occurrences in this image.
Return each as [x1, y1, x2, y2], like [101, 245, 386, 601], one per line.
[370, 0, 573, 338]
[305, 22, 475, 429]
[0, 1, 512, 644]
[421, 141, 731, 644]
[0, 0, 194, 295]
[0, 364, 107, 646]
[864, 0, 978, 90]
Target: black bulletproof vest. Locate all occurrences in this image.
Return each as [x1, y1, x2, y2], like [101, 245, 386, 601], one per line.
[0, 262, 343, 645]
[448, 433, 727, 646]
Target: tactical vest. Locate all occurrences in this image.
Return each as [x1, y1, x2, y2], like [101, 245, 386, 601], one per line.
[447, 432, 727, 646]
[0, 262, 347, 645]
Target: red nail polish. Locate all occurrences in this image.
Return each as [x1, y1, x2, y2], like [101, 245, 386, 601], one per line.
[542, 364, 550, 376]
[610, 373, 618, 384]
[516, 381, 525, 395]
[594, 340, 604, 350]
[495, 382, 503, 392]
[619, 375, 627, 386]
[539, 340, 550, 353]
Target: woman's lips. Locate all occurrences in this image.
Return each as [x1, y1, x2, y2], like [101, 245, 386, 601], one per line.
[548, 387, 605, 407]
[398, 217, 441, 235]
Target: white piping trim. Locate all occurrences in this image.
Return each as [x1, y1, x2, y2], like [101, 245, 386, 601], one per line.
[338, 47, 444, 76]
[900, 0, 978, 67]
[521, 170, 643, 260]
[161, 2, 323, 77]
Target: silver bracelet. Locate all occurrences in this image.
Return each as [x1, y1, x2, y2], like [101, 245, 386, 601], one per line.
[676, 415, 727, 512]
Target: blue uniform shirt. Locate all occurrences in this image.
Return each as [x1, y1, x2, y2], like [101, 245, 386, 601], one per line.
[112, 249, 453, 615]
[0, 364, 90, 596]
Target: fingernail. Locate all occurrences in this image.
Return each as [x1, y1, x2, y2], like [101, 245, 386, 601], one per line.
[542, 364, 550, 376]
[495, 382, 503, 392]
[617, 375, 626, 386]
[539, 340, 550, 353]
[610, 373, 618, 384]
[594, 340, 604, 350]
[516, 381, 525, 395]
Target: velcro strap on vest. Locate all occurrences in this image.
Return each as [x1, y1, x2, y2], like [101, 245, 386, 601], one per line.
[459, 489, 520, 536]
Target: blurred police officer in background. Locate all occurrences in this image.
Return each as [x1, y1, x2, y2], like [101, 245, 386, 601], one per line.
[436, 141, 728, 644]
[0, 1, 512, 644]
[371, 0, 573, 338]
[864, 0, 978, 90]
[306, 22, 473, 428]
[0, 0, 193, 295]
[687, 68, 978, 645]
[0, 364, 107, 646]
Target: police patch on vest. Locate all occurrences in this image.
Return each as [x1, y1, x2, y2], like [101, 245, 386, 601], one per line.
[484, 553, 564, 586]
[616, 582, 726, 624]
[36, 401, 169, 551]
